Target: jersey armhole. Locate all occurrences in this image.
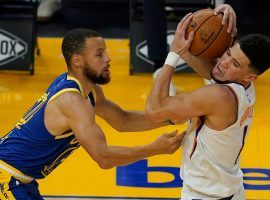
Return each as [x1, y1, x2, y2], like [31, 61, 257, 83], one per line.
[48, 88, 82, 103]
[225, 85, 239, 119]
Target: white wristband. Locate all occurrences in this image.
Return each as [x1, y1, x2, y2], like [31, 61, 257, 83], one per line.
[164, 52, 181, 68]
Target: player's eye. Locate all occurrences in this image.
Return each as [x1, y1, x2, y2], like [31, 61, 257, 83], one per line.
[96, 52, 103, 57]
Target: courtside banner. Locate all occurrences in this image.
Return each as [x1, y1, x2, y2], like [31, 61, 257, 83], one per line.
[39, 120, 270, 200]
[0, 1, 36, 73]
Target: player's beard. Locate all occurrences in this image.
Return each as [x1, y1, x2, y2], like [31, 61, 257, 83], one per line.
[83, 62, 110, 85]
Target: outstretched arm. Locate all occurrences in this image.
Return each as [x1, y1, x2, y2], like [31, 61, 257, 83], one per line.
[58, 92, 185, 169]
[146, 72, 235, 126]
[93, 84, 171, 132]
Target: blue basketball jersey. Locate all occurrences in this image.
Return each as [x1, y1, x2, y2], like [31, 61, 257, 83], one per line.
[0, 73, 95, 179]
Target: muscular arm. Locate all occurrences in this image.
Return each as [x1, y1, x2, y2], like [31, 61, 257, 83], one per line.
[146, 65, 236, 128]
[57, 92, 183, 169]
[93, 85, 170, 132]
[146, 65, 208, 123]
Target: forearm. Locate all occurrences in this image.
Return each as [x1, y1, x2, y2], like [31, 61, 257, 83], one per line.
[119, 111, 171, 131]
[100, 110, 168, 132]
[96, 100, 170, 132]
[146, 66, 174, 113]
[80, 124, 160, 169]
[81, 123, 182, 169]
[181, 52, 216, 80]
[99, 143, 158, 168]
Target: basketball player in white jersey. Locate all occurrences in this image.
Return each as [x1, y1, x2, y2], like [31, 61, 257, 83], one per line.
[145, 7, 270, 200]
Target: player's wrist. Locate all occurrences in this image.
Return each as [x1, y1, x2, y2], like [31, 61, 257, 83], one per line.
[179, 51, 190, 59]
[146, 143, 160, 156]
[164, 52, 181, 68]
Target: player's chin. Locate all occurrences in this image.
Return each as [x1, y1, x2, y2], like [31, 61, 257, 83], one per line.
[212, 67, 224, 78]
[101, 75, 111, 85]
[212, 75, 232, 84]
[104, 72, 110, 80]
[212, 72, 224, 82]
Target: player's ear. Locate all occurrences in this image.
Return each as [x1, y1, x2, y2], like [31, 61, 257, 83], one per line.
[244, 73, 258, 83]
[71, 54, 81, 68]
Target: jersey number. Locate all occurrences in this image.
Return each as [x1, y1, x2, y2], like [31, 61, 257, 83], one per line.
[15, 93, 49, 129]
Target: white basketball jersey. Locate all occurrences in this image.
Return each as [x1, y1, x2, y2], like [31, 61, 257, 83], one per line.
[180, 81, 255, 199]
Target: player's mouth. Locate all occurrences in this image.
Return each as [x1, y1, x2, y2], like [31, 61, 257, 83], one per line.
[104, 64, 110, 74]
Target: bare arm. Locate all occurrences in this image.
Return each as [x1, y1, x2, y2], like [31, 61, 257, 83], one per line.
[146, 67, 236, 127]
[146, 64, 213, 122]
[57, 92, 184, 169]
[93, 84, 171, 132]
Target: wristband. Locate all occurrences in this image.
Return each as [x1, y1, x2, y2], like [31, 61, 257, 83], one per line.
[164, 52, 181, 68]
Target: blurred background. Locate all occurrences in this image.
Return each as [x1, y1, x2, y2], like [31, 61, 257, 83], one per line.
[0, 0, 270, 199]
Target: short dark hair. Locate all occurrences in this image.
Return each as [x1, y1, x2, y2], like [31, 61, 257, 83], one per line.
[62, 28, 101, 69]
[238, 34, 270, 75]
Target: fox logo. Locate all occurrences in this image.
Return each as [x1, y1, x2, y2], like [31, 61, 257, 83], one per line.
[0, 29, 28, 66]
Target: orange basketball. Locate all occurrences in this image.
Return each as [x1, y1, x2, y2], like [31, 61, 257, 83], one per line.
[186, 9, 233, 59]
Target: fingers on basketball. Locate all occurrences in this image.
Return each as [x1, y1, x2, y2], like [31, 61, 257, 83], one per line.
[186, 9, 233, 59]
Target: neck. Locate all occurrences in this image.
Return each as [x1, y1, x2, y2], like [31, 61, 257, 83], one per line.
[211, 73, 252, 89]
[238, 80, 252, 89]
[67, 70, 94, 95]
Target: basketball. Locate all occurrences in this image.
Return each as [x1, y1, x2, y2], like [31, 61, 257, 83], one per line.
[186, 9, 233, 59]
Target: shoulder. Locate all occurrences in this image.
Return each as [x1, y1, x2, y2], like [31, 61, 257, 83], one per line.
[186, 84, 236, 110]
[190, 84, 234, 102]
[53, 92, 94, 116]
[59, 92, 89, 106]
[204, 84, 238, 108]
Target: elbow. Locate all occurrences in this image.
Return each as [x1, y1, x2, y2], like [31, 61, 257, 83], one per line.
[145, 102, 156, 115]
[145, 110, 161, 123]
[145, 102, 160, 118]
[145, 96, 165, 115]
[95, 156, 115, 169]
[145, 104, 152, 115]
[97, 160, 114, 169]
[94, 149, 115, 169]
[85, 145, 115, 169]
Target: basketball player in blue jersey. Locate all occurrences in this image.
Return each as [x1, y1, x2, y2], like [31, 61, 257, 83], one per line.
[0, 29, 186, 200]
[146, 6, 270, 200]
